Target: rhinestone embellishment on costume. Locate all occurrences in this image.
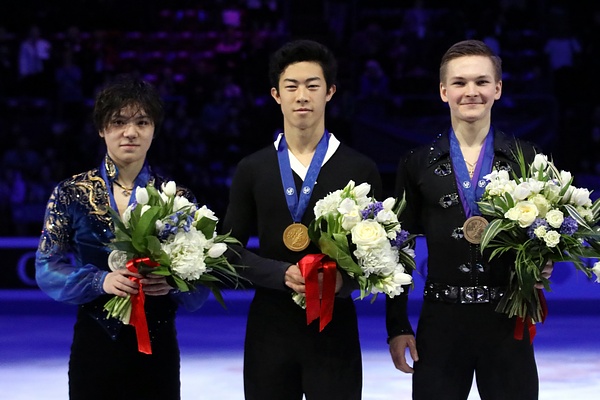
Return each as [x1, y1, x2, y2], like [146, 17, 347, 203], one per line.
[439, 193, 459, 208]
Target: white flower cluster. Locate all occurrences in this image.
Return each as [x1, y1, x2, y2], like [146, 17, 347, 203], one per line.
[482, 154, 593, 247]
[120, 181, 228, 282]
[314, 180, 413, 297]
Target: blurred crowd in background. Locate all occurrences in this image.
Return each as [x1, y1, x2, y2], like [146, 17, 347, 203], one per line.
[0, 0, 599, 236]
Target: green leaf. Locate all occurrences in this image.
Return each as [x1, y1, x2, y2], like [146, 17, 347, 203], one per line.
[480, 219, 514, 251]
[318, 234, 363, 275]
[131, 207, 161, 252]
[195, 216, 217, 239]
[590, 198, 600, 224]
[108, 207, 130, 234]
[563, 204, 593, 231]
[210, 286, 228, 309]
[477, 200, 497, 216]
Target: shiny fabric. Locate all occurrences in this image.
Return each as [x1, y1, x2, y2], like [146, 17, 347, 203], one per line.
[35, 154, 209, 339]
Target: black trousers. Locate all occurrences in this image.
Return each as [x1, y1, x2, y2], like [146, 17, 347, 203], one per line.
[413, 301, 538, 400]
[243, 289, 363, 400]
[68, 313, 181, 400]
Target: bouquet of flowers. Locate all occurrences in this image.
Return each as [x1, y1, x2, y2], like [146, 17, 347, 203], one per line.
[297, 180, 415, 308]
[478, 146, 600, 328]
[104, 180, 241, 352]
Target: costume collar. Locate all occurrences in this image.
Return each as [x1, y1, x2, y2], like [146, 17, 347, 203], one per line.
[273, 131, 340, 180]
[102, 154, 153, 187]
[426, 128, 519, 167]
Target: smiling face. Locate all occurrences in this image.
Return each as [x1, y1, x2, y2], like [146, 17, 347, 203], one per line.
[271, 61, 335, 134]
[99, 105, 154, 169]
[440, 55, 502, 126]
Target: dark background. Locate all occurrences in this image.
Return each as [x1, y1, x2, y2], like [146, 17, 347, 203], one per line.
[1, 0, 599, 238]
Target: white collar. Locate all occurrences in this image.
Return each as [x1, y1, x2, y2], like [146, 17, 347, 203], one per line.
[273, 132, 340, 180]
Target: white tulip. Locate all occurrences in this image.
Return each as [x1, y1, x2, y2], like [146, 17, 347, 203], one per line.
[162, 181, 177, 196]
[135, 187, 149, 205]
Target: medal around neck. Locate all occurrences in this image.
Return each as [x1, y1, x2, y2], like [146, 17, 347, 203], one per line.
[462, 216, 488, 244]
[283, 223, 311, 251]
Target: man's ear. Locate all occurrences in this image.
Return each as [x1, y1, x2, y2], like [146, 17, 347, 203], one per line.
[271, 87, 281, 104]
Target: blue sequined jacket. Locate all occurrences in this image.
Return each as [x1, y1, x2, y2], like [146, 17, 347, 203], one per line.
[35, 155, 209, 339]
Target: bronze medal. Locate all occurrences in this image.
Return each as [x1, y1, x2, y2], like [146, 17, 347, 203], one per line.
[283, 223, 310, 251]
[462, 216, 489, 244]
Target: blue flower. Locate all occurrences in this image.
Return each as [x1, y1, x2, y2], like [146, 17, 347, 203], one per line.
[559, 216, 578, 236]
[361, 202, 384, 219]
[390, 229, 410, 248]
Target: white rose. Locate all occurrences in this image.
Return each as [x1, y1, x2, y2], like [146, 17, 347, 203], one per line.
[135, 187, 149, 205]
[530, 194, 551, 218]
[504, 207, 521, 222]
[161, 181, 177, 196]
[543, 230, 561, 248]
[533, 226, 547, 239]
[545, 209, 564, 229]
[351, 220, 388, 248]
[506, 201, 538, 228]
[207, 242, 228, 258]
[516, 201, 539, 227]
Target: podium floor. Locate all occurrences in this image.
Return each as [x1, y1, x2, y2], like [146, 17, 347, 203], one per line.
[1, 289, 599, 400]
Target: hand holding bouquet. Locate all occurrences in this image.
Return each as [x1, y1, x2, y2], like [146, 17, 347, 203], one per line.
[478, 146, 600, 331]
[104, 180, 241, 352]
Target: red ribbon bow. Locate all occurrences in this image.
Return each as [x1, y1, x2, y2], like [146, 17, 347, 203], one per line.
[298, 254, 337, 332]
[126, 257, 160, 354]
[514, 288, 548, 344]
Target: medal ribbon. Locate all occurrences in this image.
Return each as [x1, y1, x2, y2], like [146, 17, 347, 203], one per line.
[277, 132, 330, 223]
[450, 128, 495, 217]
[126, 257, 159, 354]
[298, 253, 337, 331]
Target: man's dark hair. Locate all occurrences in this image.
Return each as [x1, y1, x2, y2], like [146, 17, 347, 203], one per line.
[268, 39, 338, 92]
[440, 40, 503, 83]
[93, 74, 165, 135]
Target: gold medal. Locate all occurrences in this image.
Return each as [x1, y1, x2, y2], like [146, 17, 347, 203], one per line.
[283, 223, 310, 251]
[462, 216, 489, 244]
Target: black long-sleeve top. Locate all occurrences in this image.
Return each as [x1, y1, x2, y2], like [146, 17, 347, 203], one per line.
[222, 138, 382, 295]
[386, 129, 539, 338]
